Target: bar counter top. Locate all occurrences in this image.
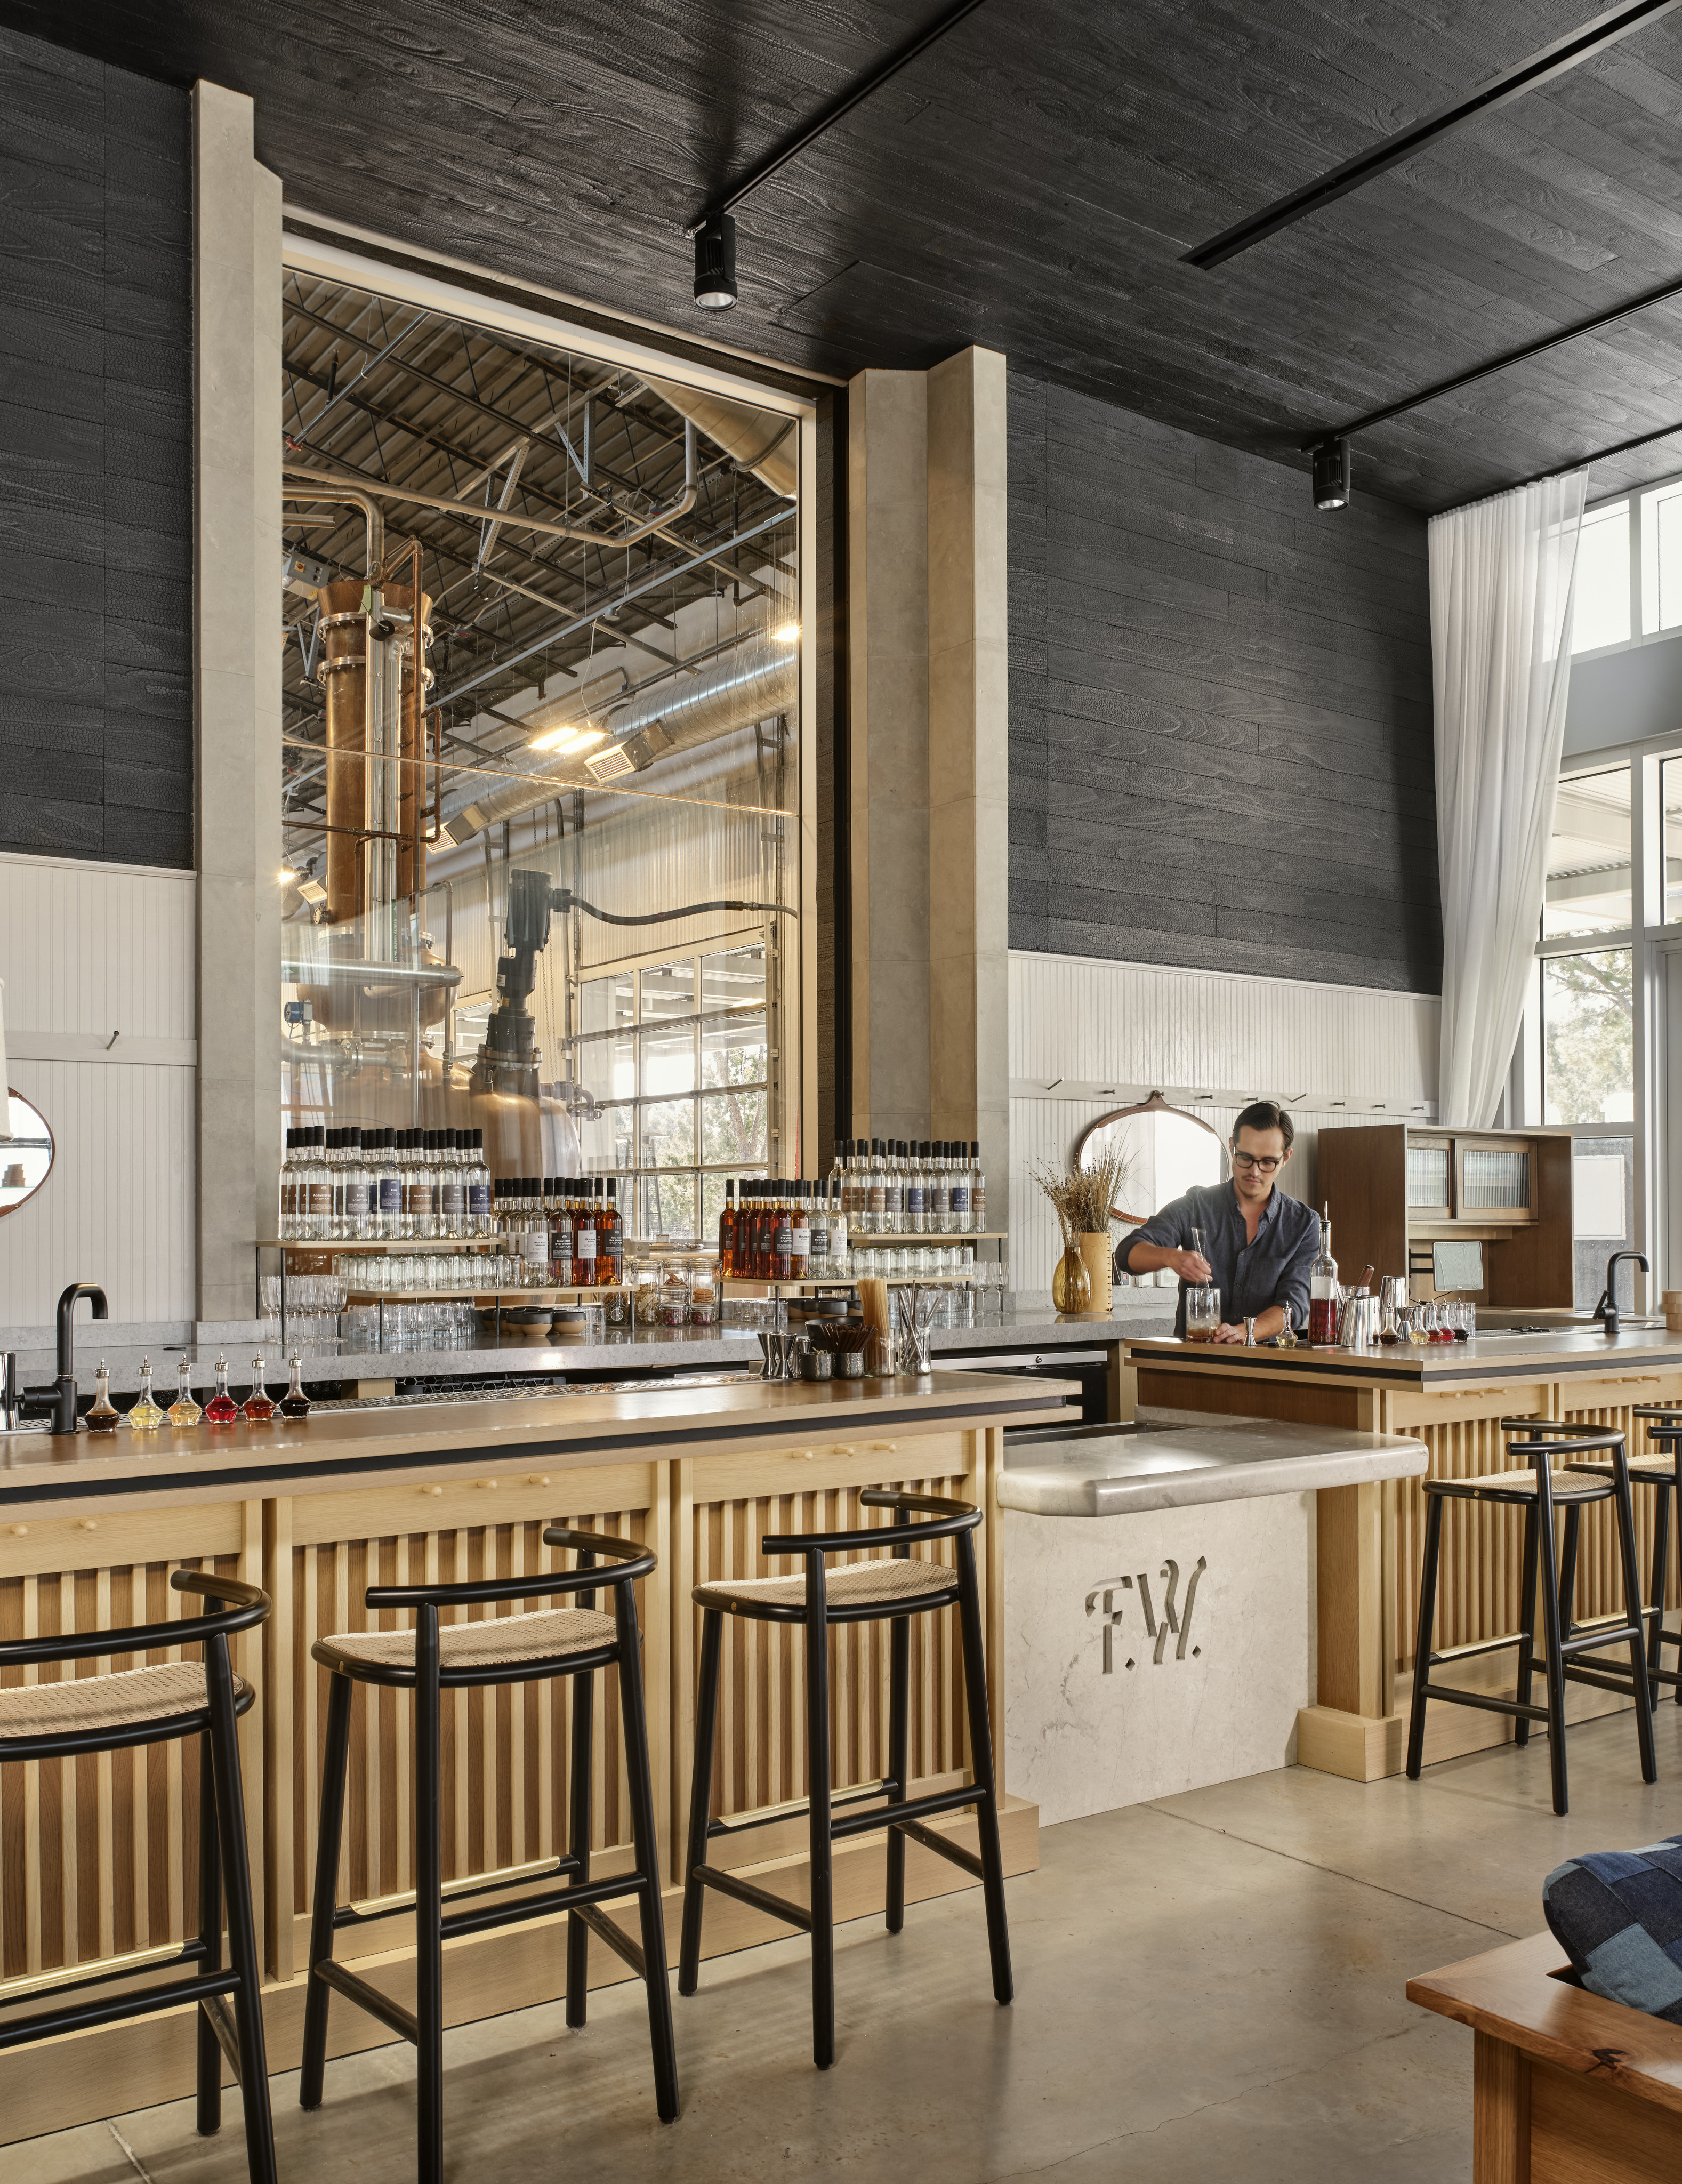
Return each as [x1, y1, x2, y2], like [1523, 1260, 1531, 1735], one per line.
[1123, 1324, 1682, 1383]
[0, 1367, 1080, 1519]
[999, 1419, 1429, 1517]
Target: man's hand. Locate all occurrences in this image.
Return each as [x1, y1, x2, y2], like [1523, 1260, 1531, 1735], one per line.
[1212, 1322, 1248, 1344]
[1170, 1248, 1213, 1284]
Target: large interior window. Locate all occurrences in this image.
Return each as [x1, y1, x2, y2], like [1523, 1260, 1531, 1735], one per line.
[276, 264, 808, 1236]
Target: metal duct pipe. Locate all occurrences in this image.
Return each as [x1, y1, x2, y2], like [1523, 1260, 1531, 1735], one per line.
[641, 377, 798, 499]
[443, 635, 799, 843]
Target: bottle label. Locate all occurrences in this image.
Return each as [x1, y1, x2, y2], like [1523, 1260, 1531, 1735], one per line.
[950, 1185, 970, 1215]
[972, 1185, 987, 1226]
[379, 1177, 402, 1215]
[791, 1225, 811, 1256]
[440, 1181, 465, 1217]
[810, 1222, 828, 1255]
[576, 1227, 596, 1260]
[406, 1183, 433, 1216]
[774, 1218, 792, 1256]
[906, 1185, 925, 1215]
[468, 1182, 490, 1217]
[868, 1185, 886, 1214]
[603, 1231, 623, 1278]
[309, 1183, 333, 1215]
[524, 1230, 549, 1265]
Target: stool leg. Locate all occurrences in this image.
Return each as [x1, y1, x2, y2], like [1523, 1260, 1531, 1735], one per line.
[957, 1532, 1013, 2007]
[414, 1609, 445, 2184]
[565, 1664, 594, 2029]
[300, 1670, 353, 2109]
[678, 1610, 723, 1997]
[614, 1581, 680, 2123]
[195, 1729, 222, 2137]
[1612, 1457, 1659, 1786]
[804, 1558, 835, 2069]
[1647, 1483, 1671, 1696]
[1514, 1501, 1540, 1748]
[885, 1613, 910, 1934]
[1534, 1476, 1571, 1817]
[1560, 1504, 1583, 1638]
[1406, 1492, 1444, 1781]
[205, 1634, 278, 2184]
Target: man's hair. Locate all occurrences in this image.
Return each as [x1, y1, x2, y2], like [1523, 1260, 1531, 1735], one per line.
[1231, 1100, 1294, 1151]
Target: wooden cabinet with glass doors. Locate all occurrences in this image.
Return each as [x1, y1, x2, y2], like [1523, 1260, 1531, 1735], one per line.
[1318, 1123, 1573, 1310]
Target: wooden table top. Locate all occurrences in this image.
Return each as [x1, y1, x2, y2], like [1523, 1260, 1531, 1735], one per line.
[1123, 1326, 1682, 1385]
[0, 1371, 1078, 1517]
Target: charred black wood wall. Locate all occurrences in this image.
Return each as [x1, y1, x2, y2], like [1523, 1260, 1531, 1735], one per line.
[0, 27, 192, 869]
[1009, 373, 1440, 993]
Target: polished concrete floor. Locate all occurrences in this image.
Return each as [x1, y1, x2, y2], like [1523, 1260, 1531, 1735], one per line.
[20, 1705, 1682, 2183]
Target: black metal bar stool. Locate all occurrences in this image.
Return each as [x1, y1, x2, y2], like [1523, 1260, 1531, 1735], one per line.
[1558, 1403, 1682, 1706]
[678, 1489, 1010, 2069]
[0, 1571, 276, 2184]
[1407, 1423, 1656, 1812]
[299, 1527, 678, 2179]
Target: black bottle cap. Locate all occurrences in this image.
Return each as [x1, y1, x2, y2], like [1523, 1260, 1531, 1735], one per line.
[971, 1139, 980, 1156]
[607, 1177, 616, 1200]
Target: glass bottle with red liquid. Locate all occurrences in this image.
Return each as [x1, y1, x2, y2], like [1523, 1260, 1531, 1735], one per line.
[718, 1178, 737, 1276]
[203, 1356, 240, 1426]
[1308, 1208, 1340, 1346]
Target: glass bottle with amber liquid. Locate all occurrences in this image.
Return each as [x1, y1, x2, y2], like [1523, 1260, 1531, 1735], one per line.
[771, 1183, 793, 1281]
[127, 1358, 166, 1432]
[168, 1359, 202, 1427]
[242, 1356, 276, 1423]
[600, 1177, 623, 1286]
[573, 1181, 599, 1287]
[203, 1356, 240, 1426]
[86, 1361, 121, 1434]
[789, 1182, 811, 1280]
[718, 1178, 737, 1276]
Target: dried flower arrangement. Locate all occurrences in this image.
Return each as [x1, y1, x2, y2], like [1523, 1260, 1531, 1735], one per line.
[1031, 1138, 1137, 1244]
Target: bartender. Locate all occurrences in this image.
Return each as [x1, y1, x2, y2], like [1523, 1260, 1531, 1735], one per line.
[1113, 1100, 1319, 1343]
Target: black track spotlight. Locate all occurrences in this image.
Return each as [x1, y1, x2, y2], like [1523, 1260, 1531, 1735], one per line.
[1312, 436, 1351, 511]
[693, 214, 738, 310]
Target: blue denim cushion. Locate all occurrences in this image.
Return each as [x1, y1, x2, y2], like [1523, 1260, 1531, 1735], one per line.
[1544, 1833, 1682, 2023]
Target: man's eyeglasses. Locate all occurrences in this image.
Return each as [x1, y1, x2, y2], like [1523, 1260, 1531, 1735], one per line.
[1232, 1151, 1283, 1174]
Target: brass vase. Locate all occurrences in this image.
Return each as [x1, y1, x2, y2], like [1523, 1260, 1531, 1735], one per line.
[1053, 1243, 1091, 1314]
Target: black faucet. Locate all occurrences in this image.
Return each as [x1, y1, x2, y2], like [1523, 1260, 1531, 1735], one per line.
[1593, 1251, 1650, 1338]
[38, 1283, 109, 1433]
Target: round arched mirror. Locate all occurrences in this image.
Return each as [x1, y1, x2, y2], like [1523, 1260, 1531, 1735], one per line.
[1, 1089, 55, 1218]
[1074, 1093, 1228, 1229]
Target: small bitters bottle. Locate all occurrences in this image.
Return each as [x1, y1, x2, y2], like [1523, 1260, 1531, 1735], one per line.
[279, 1356, 311, 1418]
[203, 1356, 240, 1426]
[127, 1358, 166, 1432]
[86, 1361, 121, 1433]
[168, 1359, 202, 1427]
[242, 1356, 276, 1423]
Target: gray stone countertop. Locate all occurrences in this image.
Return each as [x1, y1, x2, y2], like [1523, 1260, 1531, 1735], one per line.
[999, 1419, 1429, 1518]
[4, 1299, 1173, 1397]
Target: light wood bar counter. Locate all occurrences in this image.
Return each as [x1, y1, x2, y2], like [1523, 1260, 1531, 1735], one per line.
[1122, 1327, 1682, 1786]
[0, 1370, 1072, 2142]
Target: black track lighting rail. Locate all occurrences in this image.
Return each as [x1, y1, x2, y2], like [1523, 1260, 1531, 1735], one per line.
[682, 0, 990, 237]
[1185, 0, 1682, 271]
[1299, 268, 1682, 451]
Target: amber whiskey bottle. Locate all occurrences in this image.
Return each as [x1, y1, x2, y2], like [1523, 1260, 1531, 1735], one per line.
[718, 1178, 737, 1276]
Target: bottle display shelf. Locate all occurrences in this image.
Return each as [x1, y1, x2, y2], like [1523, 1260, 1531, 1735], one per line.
[257, 1236, 502, 1252]
[843, 1231, 1005, 1244]
[342, 1285, 630, 1307]
[722, 1275, 983, 1296]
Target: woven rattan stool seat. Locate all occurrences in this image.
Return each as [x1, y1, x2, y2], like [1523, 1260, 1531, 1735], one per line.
[1427, 1466, 1614, 1501]
[316, 1606, 616, 1677]
[694, 1557, 959, 1616]
[0, 1660, 252, 1737]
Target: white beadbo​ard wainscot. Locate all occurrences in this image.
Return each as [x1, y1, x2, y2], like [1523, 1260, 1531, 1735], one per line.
[997, 1421, 1428, 1823]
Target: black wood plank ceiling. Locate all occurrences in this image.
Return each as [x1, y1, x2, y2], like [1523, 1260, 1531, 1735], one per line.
[8, 1, 1682, 511]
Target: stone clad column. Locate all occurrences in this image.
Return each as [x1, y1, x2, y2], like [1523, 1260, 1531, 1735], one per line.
[847, 348, 1009, 1233]
[928, 348, 1009, 1236]
[194, 81, 282, 1321]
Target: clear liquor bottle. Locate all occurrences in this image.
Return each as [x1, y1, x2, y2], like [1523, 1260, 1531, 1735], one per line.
[808, 1178, 829, 1279]
[279, 1128, 297, 1239]
[949, 1140, 971, 1235]
[346, 1127, 371, 1241]
[905, 1141, 927, 1236]
[168, 1359, 201, 1427]
[376, 1130, 403, 1241]
[828, 1175, 849, 1268]
[549, 1177, 574, 1286]
[468, 1130, 492, 1236]
[864, 1141, 885, 1235]
[882, 1143, 904, 1235]
[439, 1130, 466, 1239]
[790, 1181, 811, 1279]
[970, 1140, 987, 1233]
[127, 1357, 166, 1432]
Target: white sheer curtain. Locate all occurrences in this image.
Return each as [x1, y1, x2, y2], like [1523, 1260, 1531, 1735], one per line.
[1431, 470, 1587, 1128]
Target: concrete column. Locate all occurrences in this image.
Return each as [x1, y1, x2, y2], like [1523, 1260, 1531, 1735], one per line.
[847, 370, 930, 1143]
[194, 82, 283, 1322]
[927, 348, 1010, 1235]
